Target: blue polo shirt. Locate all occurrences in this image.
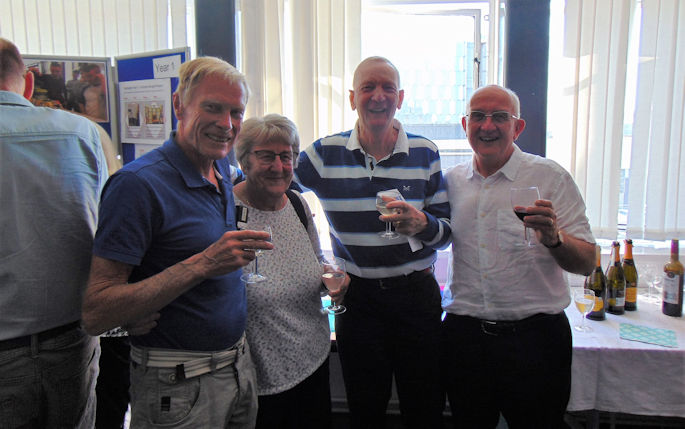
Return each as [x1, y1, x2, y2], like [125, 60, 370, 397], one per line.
[93, 134, 245, 351]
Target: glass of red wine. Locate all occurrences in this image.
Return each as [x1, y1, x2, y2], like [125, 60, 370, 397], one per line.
[510, 186, 540, 247]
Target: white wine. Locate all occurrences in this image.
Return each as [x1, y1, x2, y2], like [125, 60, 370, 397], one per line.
[606, 241, 625, 315]
[586, 245, 607, 321]
[322, 271, 345, 292]
[376, 203, 394, 216]
[623, 239, 638, 311]
[574, 296, 594, 314]
[662, 239, 684, 317]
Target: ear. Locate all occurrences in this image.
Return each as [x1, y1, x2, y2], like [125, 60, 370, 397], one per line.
[349, 90, 356, 111]
[23, 70, 35, 100]
[461, 115, 468, 132]
[172, 92, 183, 119]
[396, 89, 404, 110]
[513, 118, 526, 140]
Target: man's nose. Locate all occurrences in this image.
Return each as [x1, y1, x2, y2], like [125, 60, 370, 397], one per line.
[371, 88, 386, 101]
[217, 114, 233, 129]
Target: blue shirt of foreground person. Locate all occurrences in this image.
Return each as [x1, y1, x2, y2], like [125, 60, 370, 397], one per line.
[441, 84, 595, 429]
[294, 56, 451, 429]
[0, 37, 107, 429]
[82, 57, 272, 428]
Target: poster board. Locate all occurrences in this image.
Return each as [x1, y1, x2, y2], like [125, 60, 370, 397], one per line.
[21, 54, 116, 142]
[115, 48, 190, 164]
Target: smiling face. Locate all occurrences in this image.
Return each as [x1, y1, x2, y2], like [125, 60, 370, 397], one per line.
[173, 74, 247, 168]
[243, 139, 294, 202]
[463, 85, 526, 175]
[349, 58, 404, 135]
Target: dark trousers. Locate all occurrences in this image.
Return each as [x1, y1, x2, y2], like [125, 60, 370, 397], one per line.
[255, 358, 332, 429]
[441, 312, 572, 429]
[95, 336, 130, 429]
[336, 271, 444, 429]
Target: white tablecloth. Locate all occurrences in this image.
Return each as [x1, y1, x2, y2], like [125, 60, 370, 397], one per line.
[566, 295, 685, 417]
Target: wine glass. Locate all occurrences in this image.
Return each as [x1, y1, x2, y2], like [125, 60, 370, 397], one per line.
[643, 263, 663, 304]
[321, 257, 347, 315]
[510, 186, 540, 247]
[376, 189, 405, 239]
[573, 288, 596, 332]
[241, 225, 272, 283]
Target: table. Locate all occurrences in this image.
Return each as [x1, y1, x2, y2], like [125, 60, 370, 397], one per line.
[565, 294, 685, 419]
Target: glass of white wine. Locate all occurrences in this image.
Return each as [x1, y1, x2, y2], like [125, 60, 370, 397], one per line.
[321, 257, 346, 315]
[376, 189, 405, 239]
[240, 225, 272, 284]
[510, 186, 540, 247]
[573, 288, 596, 332]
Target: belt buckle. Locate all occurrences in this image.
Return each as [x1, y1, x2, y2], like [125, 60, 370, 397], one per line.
[480, 320, 501, 336]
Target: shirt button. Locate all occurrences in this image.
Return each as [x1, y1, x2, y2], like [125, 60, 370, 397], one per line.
[480, 212, 486, 218]
[169, 373, 177, 383]
[480, 243, 486, 248]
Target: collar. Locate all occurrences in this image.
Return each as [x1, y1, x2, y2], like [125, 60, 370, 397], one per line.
[346, 119, 409, 157]
[161, 132, 230, 190]
[468, 143, 524, 181]
[0, 90, 34, 107]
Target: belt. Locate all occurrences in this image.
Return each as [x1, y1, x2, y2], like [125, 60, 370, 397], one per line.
[445, 312, 563, 336]
[130, 335, 246, 382]
[0, 321, 81, 352]
[351, 266, 434, 289]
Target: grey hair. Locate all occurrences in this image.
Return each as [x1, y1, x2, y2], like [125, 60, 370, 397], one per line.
[353, 56, 401, 89]
[467, 84, 521, 117]
[235, 114, 300, 169]
[174, 56, 250, 105]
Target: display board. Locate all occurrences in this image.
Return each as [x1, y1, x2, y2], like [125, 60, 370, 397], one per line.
[21, 54, 116, 140]
[115, 48, 190, 164]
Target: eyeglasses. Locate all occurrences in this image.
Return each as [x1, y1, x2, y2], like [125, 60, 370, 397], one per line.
[467, 111, 519, 123]
[251, 150, 294, 165]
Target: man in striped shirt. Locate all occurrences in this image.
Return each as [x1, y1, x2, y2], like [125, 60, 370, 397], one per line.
[295, 56, 450, 428]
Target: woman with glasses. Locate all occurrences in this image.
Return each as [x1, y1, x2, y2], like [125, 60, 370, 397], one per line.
[233, 114, 349, 428]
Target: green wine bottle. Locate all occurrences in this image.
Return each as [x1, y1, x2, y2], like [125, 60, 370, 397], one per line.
[623, 239, 638, 311]
[585, 244, 607, 320]
[606, 241, 625, 315]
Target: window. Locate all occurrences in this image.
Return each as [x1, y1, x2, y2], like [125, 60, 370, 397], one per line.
[361, 0, 505, 171]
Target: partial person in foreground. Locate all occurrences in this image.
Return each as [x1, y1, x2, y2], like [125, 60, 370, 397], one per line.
[82, 56, 272, 428]
[234, 114, 349, 428]
[0, 37, 107, 428]
[295, 56, 451, 428]
[441, 84, 595, 428]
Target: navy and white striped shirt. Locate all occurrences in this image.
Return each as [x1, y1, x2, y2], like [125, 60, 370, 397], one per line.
[295, 121, 451, 279]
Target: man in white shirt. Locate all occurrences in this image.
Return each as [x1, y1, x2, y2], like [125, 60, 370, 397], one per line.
[442, 84, 595, 428]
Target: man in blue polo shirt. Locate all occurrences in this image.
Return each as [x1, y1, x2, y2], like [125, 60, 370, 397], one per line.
[82, 57, 272, 428]
[295, 56, 451, 428]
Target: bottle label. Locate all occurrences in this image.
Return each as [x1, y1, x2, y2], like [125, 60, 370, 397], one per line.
[663, 274, 682, 304]
[625, 285, 638, 302]
[592, 296, 604, 312]
[615, 297, 625, 307]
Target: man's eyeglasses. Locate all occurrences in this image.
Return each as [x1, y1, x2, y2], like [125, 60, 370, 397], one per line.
[251, 150, 294, 165]
[467, 111, 519, 123]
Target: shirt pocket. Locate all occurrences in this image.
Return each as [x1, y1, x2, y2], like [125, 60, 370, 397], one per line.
[496, 209, 533, 251]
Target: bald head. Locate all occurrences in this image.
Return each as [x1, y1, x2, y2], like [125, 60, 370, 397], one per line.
[0, 38, 26, 92]
[352, 56, 401, 89]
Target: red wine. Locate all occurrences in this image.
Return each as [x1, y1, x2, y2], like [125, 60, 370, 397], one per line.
[662, 239, 684, 317]
[514, 210, 527, 222]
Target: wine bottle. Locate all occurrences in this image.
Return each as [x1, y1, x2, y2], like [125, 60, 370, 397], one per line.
[606, 241, 625, 315]
[662, 239, 684, 317]
[623, 239, 638, 311]
[585, 244, 607, 320]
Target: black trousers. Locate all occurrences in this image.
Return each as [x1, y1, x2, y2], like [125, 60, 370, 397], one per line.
[255, 358, 331, 429]
[336, 271, 444, 429]
[95, 336, 131, 429]
[441, 312, 572, 429]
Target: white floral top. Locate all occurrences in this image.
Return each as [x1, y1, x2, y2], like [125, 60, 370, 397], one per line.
[235, 191, 330, 395]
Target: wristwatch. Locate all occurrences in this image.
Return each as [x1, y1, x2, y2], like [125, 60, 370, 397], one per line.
[545, 230, 564, 249]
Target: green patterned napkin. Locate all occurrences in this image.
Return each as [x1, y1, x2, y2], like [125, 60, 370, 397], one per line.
[619, 323, 678, 348]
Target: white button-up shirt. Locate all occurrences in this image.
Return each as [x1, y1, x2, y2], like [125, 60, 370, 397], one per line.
[442, 145, 595, 320]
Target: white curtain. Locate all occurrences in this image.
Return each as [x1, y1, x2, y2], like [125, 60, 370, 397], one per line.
[0, 0, 192, 58]
[627, 0, 685, 240]
[549, 0, 634, 239]
[239, 0, 361, 148]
